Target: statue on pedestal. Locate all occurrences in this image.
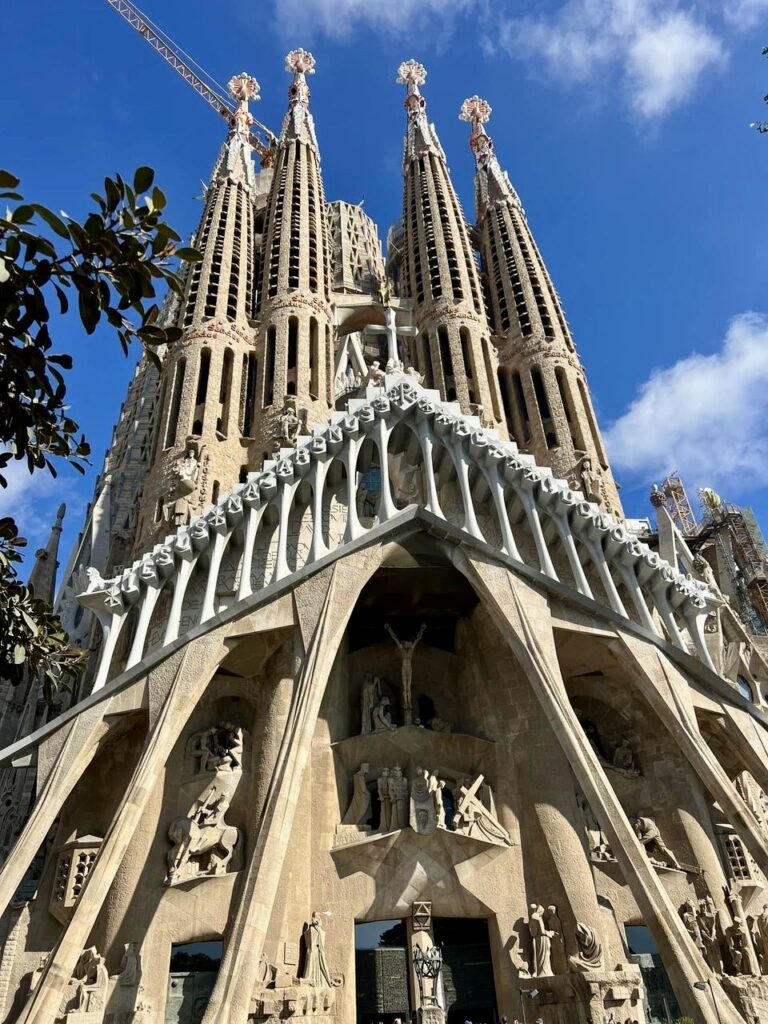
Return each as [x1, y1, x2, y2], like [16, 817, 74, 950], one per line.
[360, 673, 382, 735]
[371, 695, 397, 732]
[528, 905, 555, 977]
[389, 765, 409, 830]
[342, 764, 372, 826]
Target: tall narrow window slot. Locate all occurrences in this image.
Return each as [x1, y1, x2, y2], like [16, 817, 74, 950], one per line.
[165, 358, 186, 449]
[264, 325, 276, 406]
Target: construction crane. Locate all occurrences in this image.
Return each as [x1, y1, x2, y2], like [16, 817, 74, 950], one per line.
[104, 0, 277, 166]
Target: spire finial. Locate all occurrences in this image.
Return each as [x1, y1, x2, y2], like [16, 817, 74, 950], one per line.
[460, 96, 493, 165]
[227, 72, 260, 140]
[397, 60, 427, 117]
[285, 49, 316, 110]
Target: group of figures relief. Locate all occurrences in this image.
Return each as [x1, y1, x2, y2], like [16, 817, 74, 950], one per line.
[342, 764, 511, 846]
[681, 890, 768, 978]
[165, 722, 246, 886]
[523, 904, 604, 977]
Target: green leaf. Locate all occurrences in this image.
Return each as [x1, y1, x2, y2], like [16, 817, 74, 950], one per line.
[133, 166, 154, 194]
[13, 644, 25, 664]
[0, 170, 20, 189]
[28, 204, 70, 239]
[174, 248, 202, 262]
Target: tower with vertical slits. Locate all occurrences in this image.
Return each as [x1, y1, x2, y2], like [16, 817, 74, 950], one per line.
[462, 96, 622, 516]
[251, 49, 334, 459]
[136, 73, 272, 550]
[397, 61, 505, 431]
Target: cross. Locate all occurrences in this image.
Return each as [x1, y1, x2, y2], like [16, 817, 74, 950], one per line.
[363, 304, 417, 371]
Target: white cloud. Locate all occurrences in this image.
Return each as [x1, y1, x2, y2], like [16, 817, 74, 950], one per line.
[496, 0, 725, 120]
[604, 312, 768, 495]
[271, 0, 476, 37]
[0, 459, 84, 556]
[722, 0, 768, 30]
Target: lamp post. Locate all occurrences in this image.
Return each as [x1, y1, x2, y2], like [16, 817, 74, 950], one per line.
[694, 979, 722, 1024]
[518, 987, 538, 1024]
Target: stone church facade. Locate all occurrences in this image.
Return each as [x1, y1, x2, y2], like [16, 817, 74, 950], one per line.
[1, 52, 768, 1024]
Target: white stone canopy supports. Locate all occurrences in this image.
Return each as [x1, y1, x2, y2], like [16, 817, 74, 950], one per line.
[456, 551, 743, 1024]
[76, 379, 719, 694]
[613, 632, 768, 879]
[15, 636, 230, 1024]
[200, 554, 378, 1024]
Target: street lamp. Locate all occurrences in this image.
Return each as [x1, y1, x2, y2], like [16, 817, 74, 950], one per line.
[694, 979, 722, 1024]
[518, 987, 538, 1024]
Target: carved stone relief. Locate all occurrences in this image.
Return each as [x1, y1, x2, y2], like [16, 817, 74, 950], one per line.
[49, 834, 103, 924]
[166, 723, 247, 885]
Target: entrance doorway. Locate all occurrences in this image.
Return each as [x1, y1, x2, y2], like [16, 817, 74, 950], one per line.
[355, 920, 410, 1024]
[164, 940, 222, 1024]
[625, 926, 681, 1023]
[433, 918, 497, 1024]
[355, 918, 498, 1024]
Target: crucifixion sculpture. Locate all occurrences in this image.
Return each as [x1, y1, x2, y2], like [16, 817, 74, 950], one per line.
[384, 622, 426, 726]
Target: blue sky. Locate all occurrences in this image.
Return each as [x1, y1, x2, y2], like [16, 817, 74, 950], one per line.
[3, 0, 768, 573]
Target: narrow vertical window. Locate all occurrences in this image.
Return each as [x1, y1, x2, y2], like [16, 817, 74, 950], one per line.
[218, 349, 234, 438]
[165, 358, 186, 448]
[264, 325, 276, 406]
[243, 353, 257, 436]
[578, 377, 608, 467]
[288, 317, 298, 370]
[531, 366, 557, 448]
[212, 480, 220, 504]
[512, 370, 529, 440]
[309, 317, 319, 398]
[192, 348, 211, 435]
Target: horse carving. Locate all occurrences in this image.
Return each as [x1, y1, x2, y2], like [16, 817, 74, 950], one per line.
[165, 789, 239, 885]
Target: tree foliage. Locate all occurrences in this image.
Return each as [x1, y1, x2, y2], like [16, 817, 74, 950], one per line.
[0, 167, 199, 691]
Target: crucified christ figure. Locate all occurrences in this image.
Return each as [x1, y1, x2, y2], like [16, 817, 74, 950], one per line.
[384, 622, 426, 726]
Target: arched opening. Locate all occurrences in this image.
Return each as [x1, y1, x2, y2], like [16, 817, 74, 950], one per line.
[309, 317, 319, 398]
[264, 325, 276, 407]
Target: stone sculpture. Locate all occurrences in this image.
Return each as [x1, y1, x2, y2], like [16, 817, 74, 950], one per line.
[166, 444, 201, 526]
[342, 764, 372, 826]
[69, 946, 109, 1016]
[371, 695, 397, 732]
[756, 904, 768, 971]
[576, 791, 614, 861]
[278, 396, 301, 447]
[300, 911, 333, 987]
[633, 813, 680, 869]
[389, 765, 409, 830]
[453, 774, 511, 846]
[165, 780, 240, 885]
[117, 942, 141, 987]
[191, 723, 244, 774]
[528, 904, 555, 976]
[579, 456, 603, 506]
[378, 769, 392, 832]
[611, 737, 640, 776]
[697, 896, 724, 973]
[569, 922, 604, 972]
[384, 622, 426, 726]
[727, 889, 761, 975]
[410, 766, 438, 835]
[545, 906, 566, 974]
[360, 673, 382, 735]
[680, 901, 704, 952]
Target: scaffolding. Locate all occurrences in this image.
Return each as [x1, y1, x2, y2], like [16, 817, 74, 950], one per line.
[654, 471, 699, 536]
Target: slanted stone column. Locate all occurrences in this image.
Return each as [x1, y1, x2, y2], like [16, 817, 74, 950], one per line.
[14, 634, 230, 1024]
[455, 549, 744, 1024]
[202, 549, 381, 1024]
[613, 633, 768, 881]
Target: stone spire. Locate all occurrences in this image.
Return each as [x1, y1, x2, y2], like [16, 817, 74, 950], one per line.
[396, 62, 505, 430]
[28, 503, 65, 604]
[463, 96, 622, 516]
[137, 72, 272, 549]
[251, 49, 334, 458]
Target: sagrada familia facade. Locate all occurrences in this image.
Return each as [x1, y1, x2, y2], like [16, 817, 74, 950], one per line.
[1, 51, 768, 1024]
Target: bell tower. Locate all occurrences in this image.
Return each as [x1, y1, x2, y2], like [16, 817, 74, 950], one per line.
[462, 96, 621, 515]
[137, 73, 271, 548]
[250, 49, 335, 459]
[397, 61, 505, 431]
